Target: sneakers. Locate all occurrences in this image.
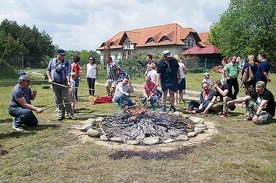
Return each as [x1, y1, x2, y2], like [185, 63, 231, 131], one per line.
[162, 106, 166, 112]
[244, 117, 252, 121]
[220, 113, 227, 118]
[68, 116, 77, 120]
[170, 106, 176, 112]
[58, 116, 65, 121]
[12, 123, 24, 131]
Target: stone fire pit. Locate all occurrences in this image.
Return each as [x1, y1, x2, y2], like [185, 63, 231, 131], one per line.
[79, 106, 209, 146]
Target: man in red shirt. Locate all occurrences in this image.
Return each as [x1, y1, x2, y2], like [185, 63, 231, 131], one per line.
[141, 76, 159, 106]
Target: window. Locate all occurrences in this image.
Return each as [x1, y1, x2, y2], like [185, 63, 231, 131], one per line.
[125, 39, 131, 49]
[146, 37, 155, 43]
[159, 36, 170, 42]
[110, 42, 115, 46]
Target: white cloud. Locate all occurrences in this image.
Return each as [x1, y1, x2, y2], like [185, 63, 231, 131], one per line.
[0, 0, 230, 51]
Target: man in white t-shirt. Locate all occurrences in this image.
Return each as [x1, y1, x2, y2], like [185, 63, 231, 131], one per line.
[113, 77, 136, 109]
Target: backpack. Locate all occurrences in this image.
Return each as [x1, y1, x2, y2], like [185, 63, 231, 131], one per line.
[242, 65, 254, 84]
[118, 70, 128, 82]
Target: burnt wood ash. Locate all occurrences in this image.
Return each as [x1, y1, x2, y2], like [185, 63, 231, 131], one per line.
[102, 112, 195, 144]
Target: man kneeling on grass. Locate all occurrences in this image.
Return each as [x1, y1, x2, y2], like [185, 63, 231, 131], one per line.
[8, 75, 44, 131]
[113, 76, 136, 109]
[227, 81, 275, 124]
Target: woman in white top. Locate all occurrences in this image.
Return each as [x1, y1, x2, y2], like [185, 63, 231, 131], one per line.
[173, 55, 188, 104]
[86, 57, 98, 96]
[147, 63, 157, 83]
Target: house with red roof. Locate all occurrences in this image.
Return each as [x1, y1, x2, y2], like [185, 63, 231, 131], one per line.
[97, 23, 205, 62]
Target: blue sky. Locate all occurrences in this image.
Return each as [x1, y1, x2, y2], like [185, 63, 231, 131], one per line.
[0, 0, 230, 51]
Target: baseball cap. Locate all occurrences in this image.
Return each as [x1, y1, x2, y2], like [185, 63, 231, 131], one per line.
[256, 81, 266, 87]
[162, 50, 171, 56]
[57, 49, 66, 55]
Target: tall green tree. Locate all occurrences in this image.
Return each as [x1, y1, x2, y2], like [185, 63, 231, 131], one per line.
[0, 19, 55, 68]
[209, 0, 276, 63]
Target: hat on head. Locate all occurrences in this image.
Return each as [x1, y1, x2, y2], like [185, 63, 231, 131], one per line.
[57, 49, 66, 55]
[162, 50, 171, 56]
[19, 71, 27, 76]
[204, 72, 210, 79]
[256, 81, 266, 87]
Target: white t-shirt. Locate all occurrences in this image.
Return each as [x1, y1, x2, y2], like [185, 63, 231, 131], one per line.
[147, 70, 157, 83]
[114, 82, 130, 97]
[178, 62, 186, 79]
[86, 63, 97, 78]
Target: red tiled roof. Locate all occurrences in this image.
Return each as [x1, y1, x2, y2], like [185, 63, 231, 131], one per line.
[198, 32, 210, 47]
[181, 44, 220, 55]
[97, 23, 199, 50]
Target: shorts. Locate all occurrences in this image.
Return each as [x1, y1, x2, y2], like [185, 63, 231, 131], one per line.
[161, 84, 177, 92]
[105, 79, 118, 88]
[177, 78, 186, 91]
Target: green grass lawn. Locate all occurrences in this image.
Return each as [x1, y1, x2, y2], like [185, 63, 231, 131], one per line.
[0, 70, 275, 182]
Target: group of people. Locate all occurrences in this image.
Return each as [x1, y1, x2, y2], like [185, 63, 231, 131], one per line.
[8, 49, 275, 131]
[110, 50, 188, 112]
[186, 53, 275, 125]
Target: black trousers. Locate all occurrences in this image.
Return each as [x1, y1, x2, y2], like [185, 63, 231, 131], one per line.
[227, 78, 239, 99]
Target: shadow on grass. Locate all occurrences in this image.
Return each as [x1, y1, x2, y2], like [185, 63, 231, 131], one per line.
[109, 146, 195, 160]
[0, 124, 60, 139]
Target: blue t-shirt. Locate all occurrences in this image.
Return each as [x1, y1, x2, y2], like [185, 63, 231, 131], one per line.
[255, 60, 270, 83]
[8, 84, 32, 108]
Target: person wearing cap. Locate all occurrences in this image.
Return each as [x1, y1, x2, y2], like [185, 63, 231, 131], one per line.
[156, 50, 181, 112]
[86, 57, 98, 97]
[227, 81, 275, 124]
[202, 72, 212, 88]
[8, 75, 44, 131]
[223, 56, 239, 99]
[46, 49, 76, 121]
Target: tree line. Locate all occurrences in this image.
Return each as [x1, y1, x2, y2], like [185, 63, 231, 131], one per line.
[209, 0, 276, 64]
[0, 19, 99, 69]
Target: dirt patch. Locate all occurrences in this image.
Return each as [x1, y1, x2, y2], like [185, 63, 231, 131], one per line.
[68, 119, 217, 153]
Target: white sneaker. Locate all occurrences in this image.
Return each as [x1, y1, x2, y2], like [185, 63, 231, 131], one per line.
[12, 123, 24, 131]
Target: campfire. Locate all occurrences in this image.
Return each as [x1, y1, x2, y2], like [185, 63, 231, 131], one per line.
[81, 104, 207, 145]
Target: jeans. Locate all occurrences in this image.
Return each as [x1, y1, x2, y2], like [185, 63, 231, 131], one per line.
[187, 100, 200, 110]
[113, 94, 135, 109]
[74, 77, 79, 99]
[8, 107, 38, 128]
[141, 94, 159, 106]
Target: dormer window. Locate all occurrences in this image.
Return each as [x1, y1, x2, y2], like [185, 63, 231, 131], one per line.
[146, 37, 155, 43]
[125, 39, 131, 49]
[159, 36, 170, 42]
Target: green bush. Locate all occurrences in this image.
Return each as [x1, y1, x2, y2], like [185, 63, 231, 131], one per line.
[188, 67, 205, 73]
